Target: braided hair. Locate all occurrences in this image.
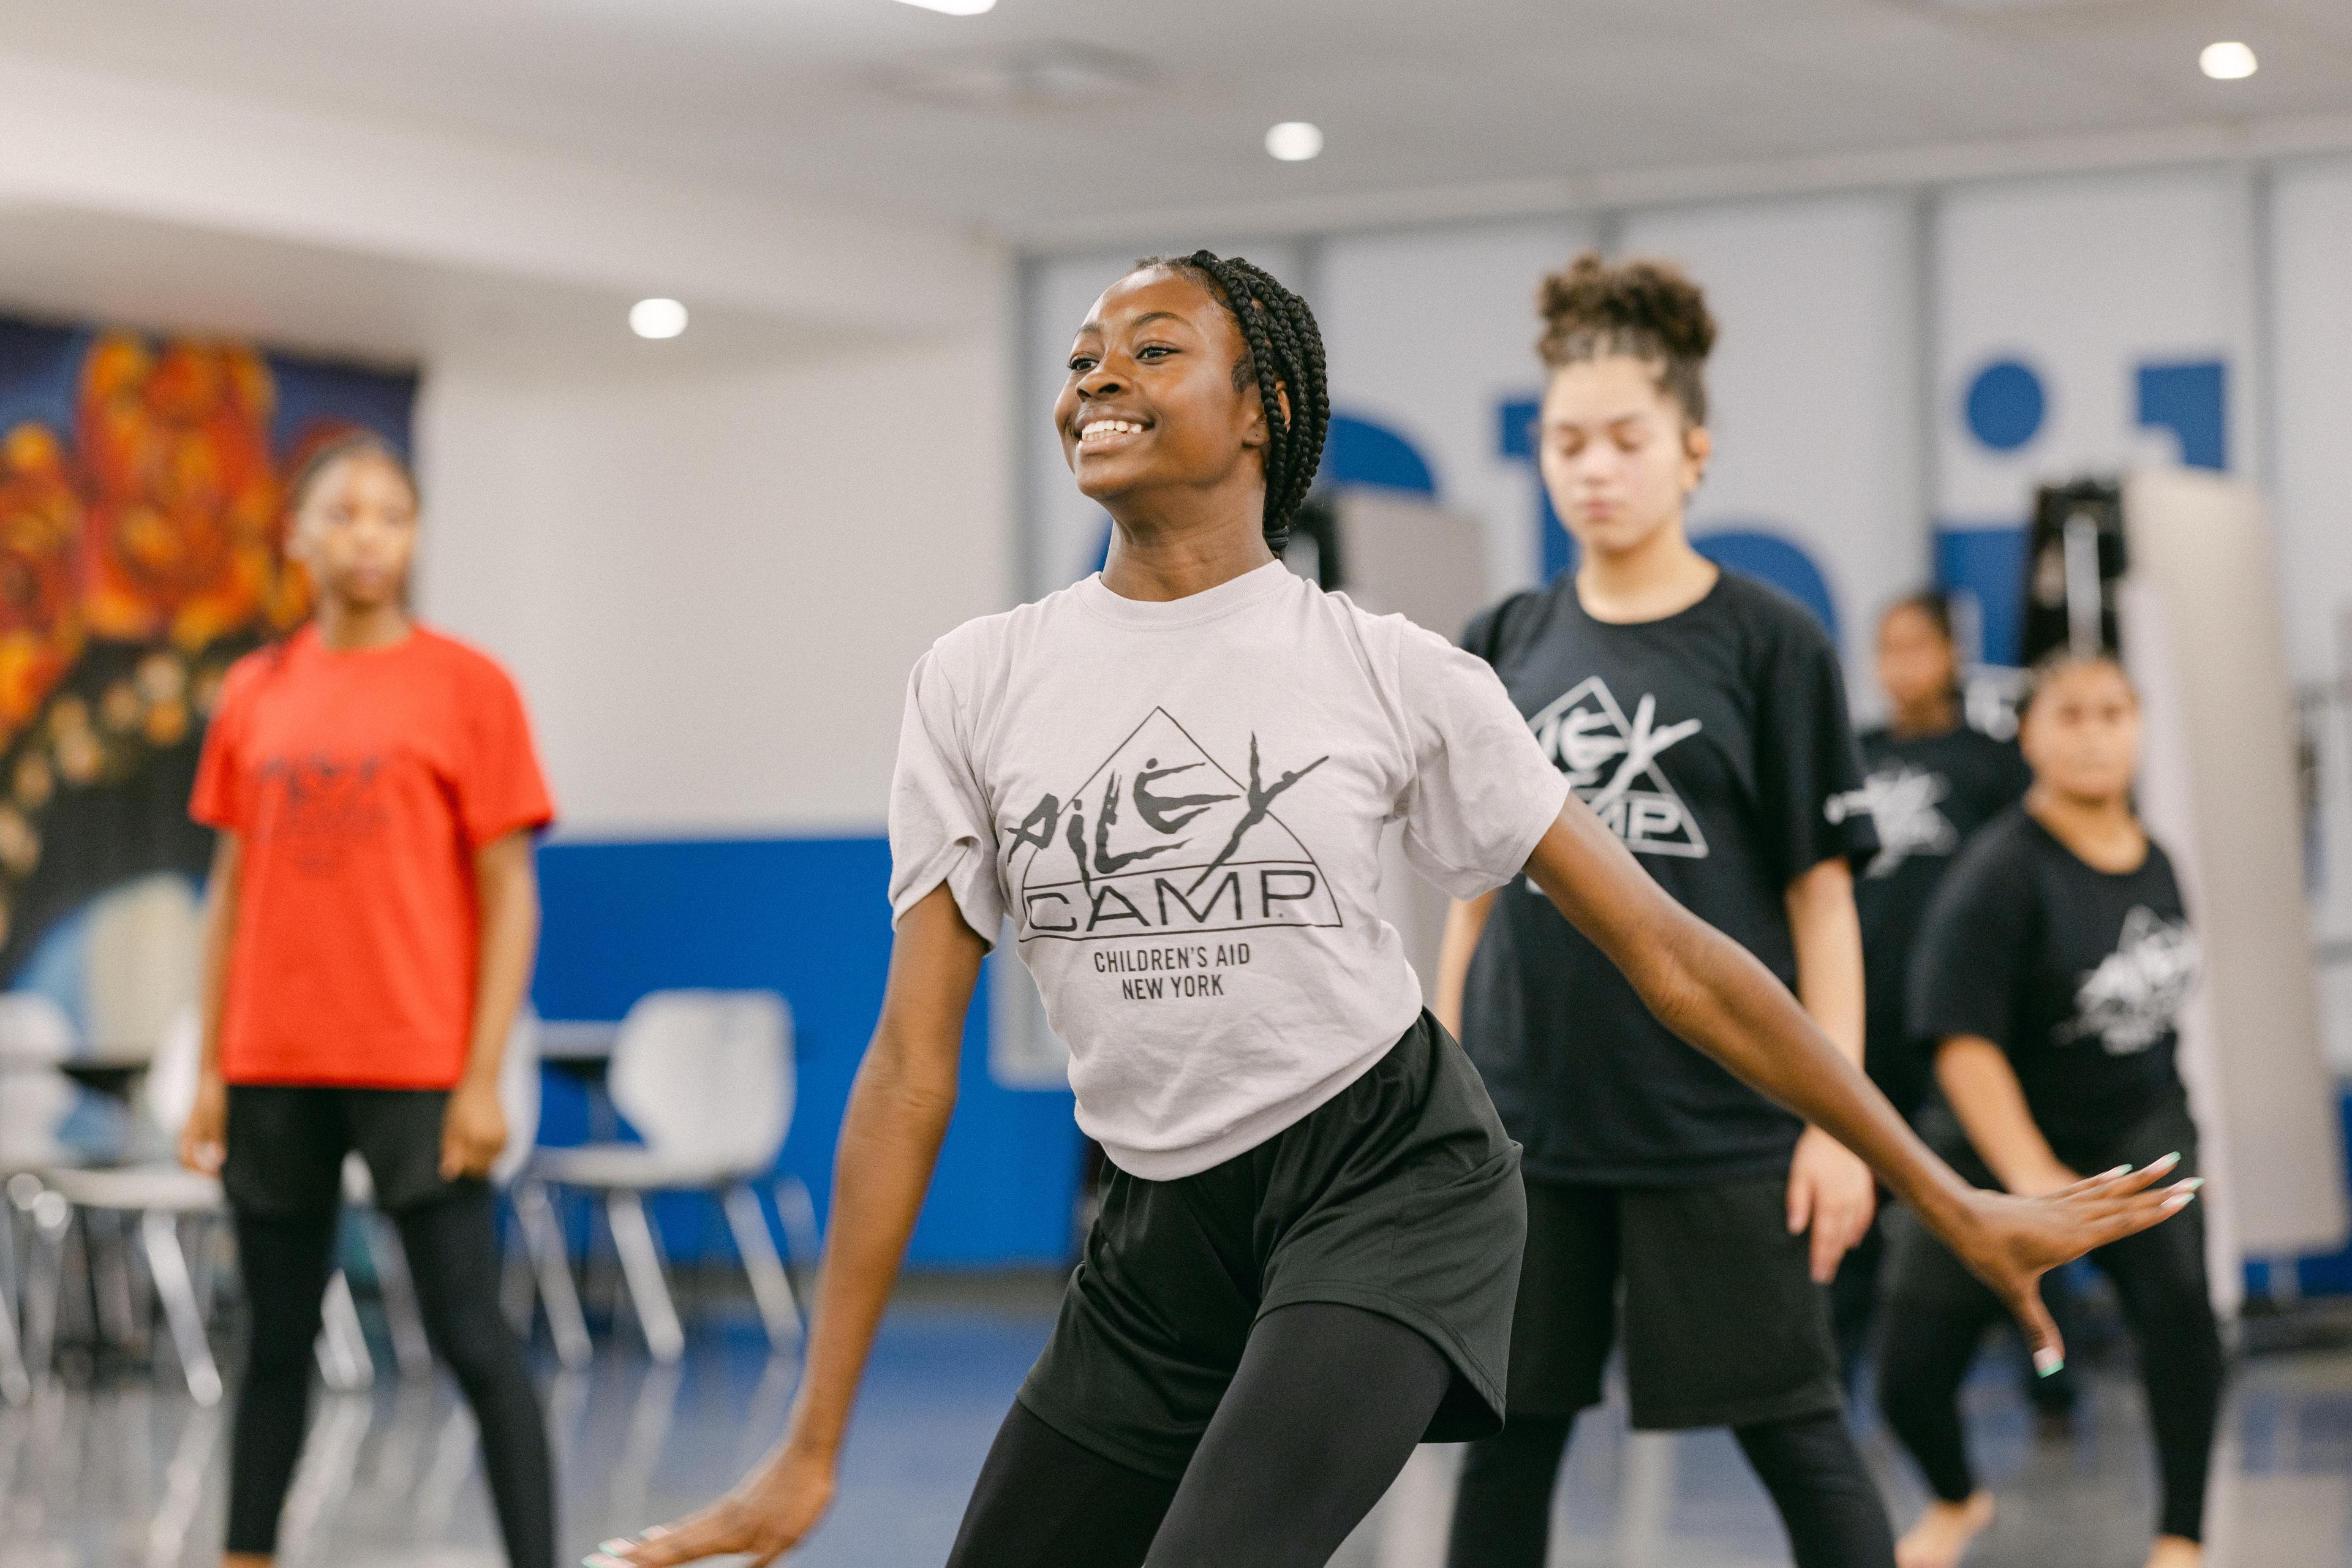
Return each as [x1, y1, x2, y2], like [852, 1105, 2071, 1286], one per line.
[1136, 251, 1330, 552]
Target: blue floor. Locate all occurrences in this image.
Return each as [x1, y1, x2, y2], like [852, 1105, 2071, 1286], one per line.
[4, 1281, 2350, 1566]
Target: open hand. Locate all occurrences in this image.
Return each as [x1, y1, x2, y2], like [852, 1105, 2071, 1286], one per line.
[1943, 1157, 2198, 1373]
[1787, 1125, 1875, 1283]
[585, 1443, 837, 1567]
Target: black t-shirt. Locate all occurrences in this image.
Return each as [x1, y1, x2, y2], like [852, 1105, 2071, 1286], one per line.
[1459, 570, 1877, 1185]
[1847, 725, 2031, 1117]
[1909, 809, 2199, 1163]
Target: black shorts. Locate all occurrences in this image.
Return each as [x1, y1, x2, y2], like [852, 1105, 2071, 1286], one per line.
[1017, 1012, 1526, 1479]
[224, 1084, 472, 1218]
[1507, 1174, 1842, 1430]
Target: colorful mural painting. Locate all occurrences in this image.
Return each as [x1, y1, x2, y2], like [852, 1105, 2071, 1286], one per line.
[0, 316, 414, 1047]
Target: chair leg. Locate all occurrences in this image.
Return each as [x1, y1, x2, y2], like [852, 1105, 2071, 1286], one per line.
[315, 1272, 375, 1392]
[89, 1208, 142, 1351]
[366, 1213, 436, 1379]
[0, 1255, 26, 1407]
[515, 1182, 592, 1369]
[140, 1212, 224, 1407]
[773, 1175, 822, 1294]
[23, 1190, 70, 1384]
[722, 1183, 802, 1357]
[606, 1191, 684, 1364]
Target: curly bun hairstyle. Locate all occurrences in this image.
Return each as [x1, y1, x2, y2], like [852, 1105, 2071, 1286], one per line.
[1536, 251, 1717, 427]
[1136, 251, 1330, 552]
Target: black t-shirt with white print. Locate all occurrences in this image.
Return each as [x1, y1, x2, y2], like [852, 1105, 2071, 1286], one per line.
[1848, 725, 2031, 1117]
[1909, 809, 2198, 1163]
[1459, 570, 1877, 1186]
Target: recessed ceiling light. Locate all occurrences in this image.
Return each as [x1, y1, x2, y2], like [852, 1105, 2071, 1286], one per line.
[2200, 41, 2257, 80]
[630, 298, 688, 340]
[1265, 121, 1324, 162]
[894, 0, 997, 14]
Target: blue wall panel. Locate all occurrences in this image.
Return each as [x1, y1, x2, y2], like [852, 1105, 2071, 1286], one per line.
[532, 835, 1082, 1268]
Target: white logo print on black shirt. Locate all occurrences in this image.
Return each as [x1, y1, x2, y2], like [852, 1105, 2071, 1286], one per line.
[1831, 764, 1959, 880]
[1526, 677, 1706, 858]
[2058, 905, 2201, 1055]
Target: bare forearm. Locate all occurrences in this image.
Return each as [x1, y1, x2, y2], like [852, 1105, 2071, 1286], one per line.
[779, 1039, 958, 1460]
[197, 836, 241, 1079]
[464, 839, 540, 1088]
[1433, 892, 1494, 1039]
[1936, 1037, 2070, 1193]
[1638, 911, 1970, 1232]
[1785, 861, 1863, 1068]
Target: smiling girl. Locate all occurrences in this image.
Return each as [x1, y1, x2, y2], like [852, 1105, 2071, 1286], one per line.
[596, 253, 2193, 1568]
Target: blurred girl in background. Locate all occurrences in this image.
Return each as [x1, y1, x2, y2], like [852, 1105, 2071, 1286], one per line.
[1878, 650, 2219, 1568]
[180, 432, 558, 1568]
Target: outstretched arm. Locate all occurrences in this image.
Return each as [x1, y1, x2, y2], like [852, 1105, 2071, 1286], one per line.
[597, 884, 987, 1567]
[1522, 799, 2193, 1368]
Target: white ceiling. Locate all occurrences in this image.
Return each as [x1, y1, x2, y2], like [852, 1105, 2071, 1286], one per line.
[1, 0, 2349, 245]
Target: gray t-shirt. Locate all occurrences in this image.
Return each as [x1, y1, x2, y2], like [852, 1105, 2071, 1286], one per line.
[889, 560, 1569, 1180]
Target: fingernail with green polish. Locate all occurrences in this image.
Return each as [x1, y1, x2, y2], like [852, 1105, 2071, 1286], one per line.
[2033, 1348, 2064, 1377]
[2154, 1152, 2181, 1170]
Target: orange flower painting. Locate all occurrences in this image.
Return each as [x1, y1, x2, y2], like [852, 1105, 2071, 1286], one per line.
[0, 313, 413, 978]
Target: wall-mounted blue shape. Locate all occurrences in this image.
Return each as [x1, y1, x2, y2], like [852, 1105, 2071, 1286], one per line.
[1326, 411, 1438, 496]
[1497, 396, 1575, 582]
[1964, 360, 2047, 452]
[1934, 523, 2032, 668]
[533, 835, 1082, 1267]
[2135, 360, 2228, 471]
[1692, 529, 1839, 643]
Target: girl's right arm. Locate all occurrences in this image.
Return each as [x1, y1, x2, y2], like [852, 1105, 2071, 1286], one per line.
[1431, 891, 1494, 1039]
[178, 832, 241, 1175]
[599, 883, 986, 1568]
[1934, 1036, 2080, 1197]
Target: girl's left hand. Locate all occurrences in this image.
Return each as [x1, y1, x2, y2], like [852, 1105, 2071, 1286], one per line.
[440, 1079, 508, 1180]
[1787, 1125, 1875, 1283]
[1943, 1158, 2198, 1373]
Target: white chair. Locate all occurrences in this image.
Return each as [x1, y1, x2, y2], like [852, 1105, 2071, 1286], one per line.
[0, 993, 80, 1406]
[527, 990, 817, 1363]
[28, 1011, 228, 1403]
[24, 1010, 374, 1403]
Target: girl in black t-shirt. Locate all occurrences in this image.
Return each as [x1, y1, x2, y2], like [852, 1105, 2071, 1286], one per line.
[1831, 592, 2034, 1378]
[1880, 651, 2219, 1568]
[1442, 254, 1894, 1567]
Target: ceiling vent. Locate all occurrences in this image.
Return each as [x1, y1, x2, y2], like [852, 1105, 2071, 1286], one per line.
[869, 43, 1159, 113]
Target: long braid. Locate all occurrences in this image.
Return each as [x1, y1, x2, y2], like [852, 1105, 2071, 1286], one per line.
[1140, 251, 1330, 552]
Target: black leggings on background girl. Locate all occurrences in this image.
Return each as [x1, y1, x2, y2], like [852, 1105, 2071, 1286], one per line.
[1880, 650, 2218, 1568]
[1880, 1101, 2220, 1545]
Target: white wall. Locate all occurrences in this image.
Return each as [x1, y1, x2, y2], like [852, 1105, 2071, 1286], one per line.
[1317, 217, 1597, 601]
[1620, 195, 1923, 704]
[417, 309, 1014, 837]
[0, 47, 1022, 843]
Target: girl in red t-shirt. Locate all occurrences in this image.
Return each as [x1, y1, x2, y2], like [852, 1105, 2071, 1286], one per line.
[180, 432, 557, 1568]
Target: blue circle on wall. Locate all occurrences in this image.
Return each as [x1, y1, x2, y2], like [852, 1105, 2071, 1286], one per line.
[1964, 360, 2046, 451]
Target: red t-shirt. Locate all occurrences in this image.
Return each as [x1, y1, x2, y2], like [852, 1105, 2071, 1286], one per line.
[190, 625, 556, 1088]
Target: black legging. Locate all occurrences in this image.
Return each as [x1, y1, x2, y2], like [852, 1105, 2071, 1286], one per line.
[228, 1185, 555, 1565]
[946, 1301, 1450, 1566]
[1446, 1408, 1895, 1567]
[1877, 1131, 2222, 1542]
